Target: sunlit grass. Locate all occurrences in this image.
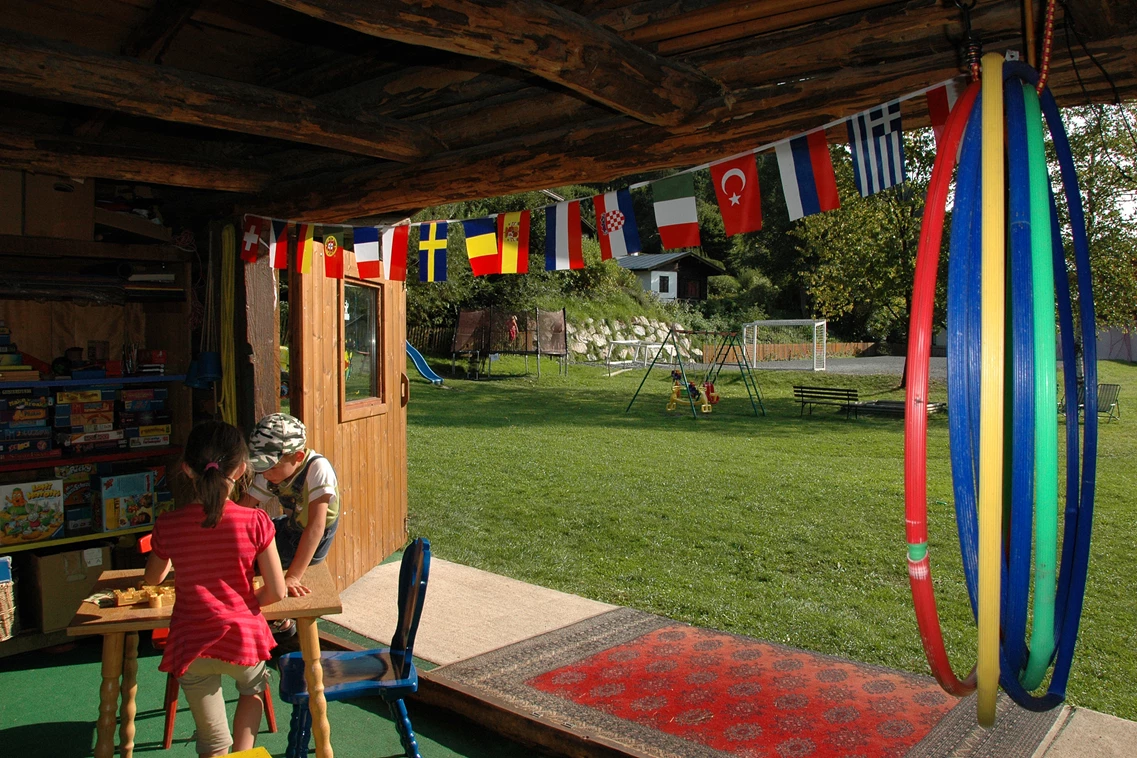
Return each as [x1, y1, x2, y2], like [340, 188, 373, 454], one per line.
[406, 355, 1137, 720]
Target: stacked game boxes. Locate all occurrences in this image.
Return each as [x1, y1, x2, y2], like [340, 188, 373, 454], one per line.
[0, 388, 55, 461]
[0, 321, 41, 384]
[54, 388, 126, 455]
[120, 388, 170, 449]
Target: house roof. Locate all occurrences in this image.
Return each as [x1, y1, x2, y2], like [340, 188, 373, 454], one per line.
[1, 1, 1135, 221]
[617, 252, 726, 274]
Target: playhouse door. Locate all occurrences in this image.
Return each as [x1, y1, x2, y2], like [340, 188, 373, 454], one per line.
[290, 250, 408, 589]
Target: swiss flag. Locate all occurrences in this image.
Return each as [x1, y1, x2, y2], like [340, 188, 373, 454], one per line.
[710, 154, 762, 236]
[240, 216, 264, 262]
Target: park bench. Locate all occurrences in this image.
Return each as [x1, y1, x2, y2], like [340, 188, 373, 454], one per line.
[793, 385, 859, 420]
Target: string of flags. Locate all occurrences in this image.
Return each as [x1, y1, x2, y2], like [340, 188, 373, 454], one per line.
[241, 77, 963, 283]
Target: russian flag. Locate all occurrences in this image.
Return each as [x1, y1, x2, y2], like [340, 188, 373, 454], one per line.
[545, 201, 584, 271]
[354, 226, 381, 279]
[775, 129, 840, 222]
[592, 188, 641, 260]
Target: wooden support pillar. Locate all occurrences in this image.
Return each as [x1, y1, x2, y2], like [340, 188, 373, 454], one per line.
[239, 223, 281, 428]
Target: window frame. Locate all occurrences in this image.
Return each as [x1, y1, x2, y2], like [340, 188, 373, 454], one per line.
[338, 277, 388, 422]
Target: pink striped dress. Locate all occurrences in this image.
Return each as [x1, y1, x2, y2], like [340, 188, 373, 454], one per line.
[150, 500, 276, 678]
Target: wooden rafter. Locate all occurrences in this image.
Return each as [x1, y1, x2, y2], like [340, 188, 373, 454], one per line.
[264, 0, 726, 127]
[0, 30, 444, 162]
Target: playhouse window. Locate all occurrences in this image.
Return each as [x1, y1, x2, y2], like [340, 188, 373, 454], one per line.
[343, 282, 381, 404]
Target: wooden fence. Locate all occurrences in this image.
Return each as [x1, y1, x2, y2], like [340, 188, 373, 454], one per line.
[407, 325, 456, 356]
[701, 341, 877, 363]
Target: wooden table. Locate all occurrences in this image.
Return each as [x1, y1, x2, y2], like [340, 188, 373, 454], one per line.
[67, 562, 342, 758]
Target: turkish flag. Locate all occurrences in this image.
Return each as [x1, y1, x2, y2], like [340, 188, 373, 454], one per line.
[710, 154, 762, 236]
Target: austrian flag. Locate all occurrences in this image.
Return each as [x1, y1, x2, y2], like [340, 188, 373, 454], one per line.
[652, 174, 700, 249]
[592, 188, 641, 260]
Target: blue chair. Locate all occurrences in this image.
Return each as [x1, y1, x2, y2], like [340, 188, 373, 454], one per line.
[278, 538, 431, 758]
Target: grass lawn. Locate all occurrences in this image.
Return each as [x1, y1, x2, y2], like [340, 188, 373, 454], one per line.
[406, 354, 1137, 721]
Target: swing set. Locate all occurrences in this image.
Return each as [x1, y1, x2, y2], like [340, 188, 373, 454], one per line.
[625, 328, 765, 419]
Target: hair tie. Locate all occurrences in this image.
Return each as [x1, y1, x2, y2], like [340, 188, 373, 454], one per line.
[204, 462, 220, 472]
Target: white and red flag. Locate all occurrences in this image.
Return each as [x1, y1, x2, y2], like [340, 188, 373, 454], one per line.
[382, 225, 410, 281]
[269, 220, 289, 269]
[927, 79, 964, 146]
[240, 216, 264, 263]
[710, 154, 762, 236]
[592, 188, 641, 260]
[545, 200, 584, 271]
[652, 173, 700, 249]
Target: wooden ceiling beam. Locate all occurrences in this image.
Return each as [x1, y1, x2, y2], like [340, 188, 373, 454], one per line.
[0, 29, 444, 162]
[0, 127, 271, 192]
[263, 0, 726, 127]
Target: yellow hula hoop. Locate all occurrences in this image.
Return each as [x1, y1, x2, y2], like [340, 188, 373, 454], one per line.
[977, 52, 1006, 728]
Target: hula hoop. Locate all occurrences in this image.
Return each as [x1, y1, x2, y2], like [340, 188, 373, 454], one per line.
[976, 51, 1006, 727]
[903, 79, 980, 696]
[1021, 82, 1059, 691]
[1001, 75, 1037, 682]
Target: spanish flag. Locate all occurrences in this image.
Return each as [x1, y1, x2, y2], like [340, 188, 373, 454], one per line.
[497, 210, 530, 274]
[462, 217, 499, 277]
[323, 229, 344, 279]
[418, 221, 447, 282]
[295, 223, 314, 274]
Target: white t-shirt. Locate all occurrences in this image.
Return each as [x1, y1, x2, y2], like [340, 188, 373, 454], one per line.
[247, 451, 339, 529]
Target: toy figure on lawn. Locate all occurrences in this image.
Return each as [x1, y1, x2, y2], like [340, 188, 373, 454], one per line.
[666, 370, 703, 412]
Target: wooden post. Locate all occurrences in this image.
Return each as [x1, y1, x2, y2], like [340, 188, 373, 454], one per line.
[119, 631, 140, 758]
[95, 632, 125, 758]
[241, 227, 281, 428]
[298, 617, 333, 757]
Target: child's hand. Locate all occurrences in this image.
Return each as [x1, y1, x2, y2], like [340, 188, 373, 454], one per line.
[285, 574, 311, 597]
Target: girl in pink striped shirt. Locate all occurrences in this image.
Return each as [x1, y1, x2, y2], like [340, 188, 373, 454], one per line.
[145, 421, 287, 757]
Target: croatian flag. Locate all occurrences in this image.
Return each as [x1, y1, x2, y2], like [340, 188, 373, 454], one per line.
[545, 200, 584, 271]
[775, 129, 840, 222]
[846, 100, 906, 197]
[592, 188, 641, 260]
[927, 79, 964, 146]
[382, 225, 409, 281]
[354, 226, 381, 279]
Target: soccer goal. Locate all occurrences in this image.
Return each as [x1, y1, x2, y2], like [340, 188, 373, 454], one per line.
[741, 319, 827, 371]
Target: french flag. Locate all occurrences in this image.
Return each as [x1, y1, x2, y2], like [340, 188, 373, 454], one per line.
[354, 226, 381, 279]
[592, 188, 641, 260]
[382, 225, 409, 282]
[775, 129, 840, 222]
[545, 200, 584, 271]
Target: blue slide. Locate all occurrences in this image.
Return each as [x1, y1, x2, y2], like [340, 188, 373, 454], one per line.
[406, 341, 444, 385]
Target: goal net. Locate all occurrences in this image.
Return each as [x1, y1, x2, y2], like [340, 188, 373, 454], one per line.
[741, 319, 827, 371]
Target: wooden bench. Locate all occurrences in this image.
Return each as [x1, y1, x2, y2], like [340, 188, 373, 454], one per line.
[793, 385, 859, 419]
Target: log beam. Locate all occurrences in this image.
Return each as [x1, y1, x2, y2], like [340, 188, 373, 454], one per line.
[0, 29, 444, 161]
[264, 0, 726, 127]
[0, 128, 271, 193]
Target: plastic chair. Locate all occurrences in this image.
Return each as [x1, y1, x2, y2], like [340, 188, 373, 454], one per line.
[137, 534, 277, 749]
[278, 537, 431, 758]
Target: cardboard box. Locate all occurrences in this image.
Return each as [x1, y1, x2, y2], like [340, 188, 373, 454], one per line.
[0, 479, 65, 546]
[56, 464, 99, 536]
[96, 471, 155, 531]
[31, 546, 110, 632]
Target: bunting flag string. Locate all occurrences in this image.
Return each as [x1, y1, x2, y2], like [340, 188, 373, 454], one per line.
[238, 76, 962, 282]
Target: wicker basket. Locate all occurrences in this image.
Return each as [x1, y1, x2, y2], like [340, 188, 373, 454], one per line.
[0, 556, 16, 642]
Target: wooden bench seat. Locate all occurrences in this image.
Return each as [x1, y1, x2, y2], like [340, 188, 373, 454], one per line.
[793, 385, 859, 420]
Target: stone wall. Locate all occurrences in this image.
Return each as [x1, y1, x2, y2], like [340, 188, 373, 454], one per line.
[566, 316, 701, 363]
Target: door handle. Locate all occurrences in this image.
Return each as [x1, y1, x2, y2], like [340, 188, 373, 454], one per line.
[400, 372, 410, 407]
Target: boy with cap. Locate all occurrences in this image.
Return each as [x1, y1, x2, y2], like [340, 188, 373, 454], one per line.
[239, 413, 340, 634]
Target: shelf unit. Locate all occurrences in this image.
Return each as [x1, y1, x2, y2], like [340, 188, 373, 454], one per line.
[0, 524, 152, 556]
[0, 445, 183, 474]
[2, 375, 186, 389]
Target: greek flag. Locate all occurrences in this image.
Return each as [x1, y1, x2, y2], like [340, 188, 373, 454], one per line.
[846, 100, 906, 197]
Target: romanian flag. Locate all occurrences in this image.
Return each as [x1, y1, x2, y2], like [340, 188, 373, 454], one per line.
[354, 226, 381, 279]
[418, 221, 447, 282]
[295, 223, 314, 274]
[496, 211, 530, 274]
[323, 229, 345, 279]
[382, 225, 409, 281]
[240, 216, 264, 263]
[462, 217, 499, 277]
[269, 220, 290, 269]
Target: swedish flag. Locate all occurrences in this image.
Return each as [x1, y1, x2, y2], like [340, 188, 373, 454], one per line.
[419, 221, 448, 282]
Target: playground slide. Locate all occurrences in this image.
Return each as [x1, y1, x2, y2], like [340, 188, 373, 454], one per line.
[406, 341, 444, 385]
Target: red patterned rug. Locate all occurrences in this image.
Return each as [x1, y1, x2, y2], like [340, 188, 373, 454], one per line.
[430, 608, 1064, 758]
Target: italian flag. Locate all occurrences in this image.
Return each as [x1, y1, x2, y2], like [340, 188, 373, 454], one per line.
[652, 174, 700, 249]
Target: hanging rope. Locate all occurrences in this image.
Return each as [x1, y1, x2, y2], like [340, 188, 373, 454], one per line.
[955, 0, 982, 81]
[1036, 0, 1057, 93]
[218, 224, 238, 427]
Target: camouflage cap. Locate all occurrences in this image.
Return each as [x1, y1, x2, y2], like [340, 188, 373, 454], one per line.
[248, 413, 307, 472]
